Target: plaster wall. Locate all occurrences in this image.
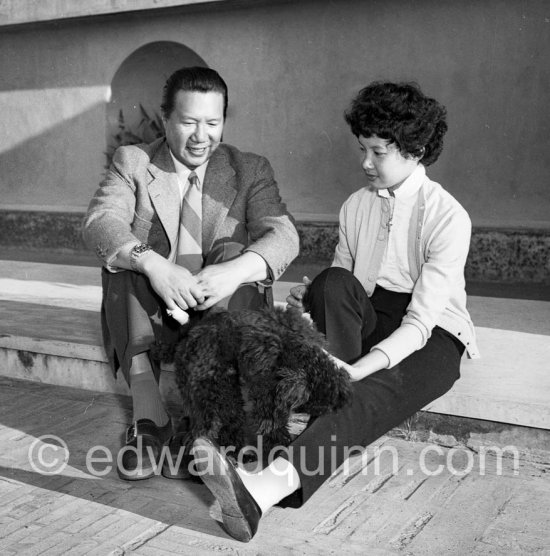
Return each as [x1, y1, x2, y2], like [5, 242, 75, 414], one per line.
[0, 0, 548, 228]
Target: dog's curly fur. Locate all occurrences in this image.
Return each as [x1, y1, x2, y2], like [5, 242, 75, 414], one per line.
[152, 306, 352, 457]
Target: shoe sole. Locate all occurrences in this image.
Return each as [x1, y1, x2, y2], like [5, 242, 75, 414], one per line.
[117, 448, 160, 481]
[193, 438, 258, 542]
[161, 434, 194, 480]
[161, 461, 192, 480]
[117, 467, 156, 481]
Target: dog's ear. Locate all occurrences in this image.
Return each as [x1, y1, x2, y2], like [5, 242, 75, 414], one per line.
[282, 307, 328, 347]
[325, 361, 353, 410]
[300, 346, 353, 415]
[275, 367, 310, 415]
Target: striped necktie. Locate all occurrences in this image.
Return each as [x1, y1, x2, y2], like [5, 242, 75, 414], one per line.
[176, 171, 203, 273]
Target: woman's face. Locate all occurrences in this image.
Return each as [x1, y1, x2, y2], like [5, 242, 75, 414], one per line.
[358, 135, 420, 192]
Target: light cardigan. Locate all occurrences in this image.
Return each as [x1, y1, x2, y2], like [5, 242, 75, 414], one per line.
[332, 165, 480, 368]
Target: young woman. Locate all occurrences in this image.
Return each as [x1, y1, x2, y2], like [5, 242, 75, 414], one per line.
[193, 81, 479, 542]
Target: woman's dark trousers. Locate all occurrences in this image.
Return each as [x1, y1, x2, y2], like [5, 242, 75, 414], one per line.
[283, 267, 463, 505]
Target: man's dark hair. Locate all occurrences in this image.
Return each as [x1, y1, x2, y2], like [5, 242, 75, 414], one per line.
[344, 81, 447, 166]
[161, 66, 228, 120]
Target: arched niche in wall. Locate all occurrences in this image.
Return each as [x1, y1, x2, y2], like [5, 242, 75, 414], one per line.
[106, 41, 207, 165]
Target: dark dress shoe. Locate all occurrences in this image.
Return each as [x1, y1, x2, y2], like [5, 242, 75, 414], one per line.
[193, 437, 262, 542]
[161, 430, 195, 479]
[117, 419, 172, 481]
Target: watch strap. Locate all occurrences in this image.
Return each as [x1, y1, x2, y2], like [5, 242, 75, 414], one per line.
[130, 243, 153, 272]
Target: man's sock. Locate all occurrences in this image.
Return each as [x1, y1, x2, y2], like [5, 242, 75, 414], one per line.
[129, 369, 170, 427]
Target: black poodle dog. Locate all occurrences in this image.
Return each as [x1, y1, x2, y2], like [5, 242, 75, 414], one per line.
[153, 306, 352, 458]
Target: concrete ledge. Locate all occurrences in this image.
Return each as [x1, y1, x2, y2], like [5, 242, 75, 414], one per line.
[1, 260, 549, 431]
[0, 334, 106, 362]
[0, 347, 128, 396]
[426, 328, 550, 429]
[1, 209, 549, 283]
[0, 0, 236, 27]
[297, 222, 550, 284]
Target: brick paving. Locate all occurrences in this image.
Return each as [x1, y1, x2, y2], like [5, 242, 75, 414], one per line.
[1, 376, 549, 555]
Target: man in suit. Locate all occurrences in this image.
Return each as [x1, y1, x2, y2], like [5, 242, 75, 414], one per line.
[82, 66, 299, 481]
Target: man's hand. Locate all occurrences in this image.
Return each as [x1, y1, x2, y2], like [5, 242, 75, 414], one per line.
[286, 276, 312, 312]
[194, 251, 268, 310]
[193, 260, 244, 310]
[139, 253, 206, 312]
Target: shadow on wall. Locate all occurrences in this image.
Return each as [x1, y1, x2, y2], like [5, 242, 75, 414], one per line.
[0, 103, 106, 207]
[0, 41, 209, 208]
[106, 41, 208, 166]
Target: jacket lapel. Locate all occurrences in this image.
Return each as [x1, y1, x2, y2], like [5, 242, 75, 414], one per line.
[147, 140, 181, 255]
[202, 145, 237, 252]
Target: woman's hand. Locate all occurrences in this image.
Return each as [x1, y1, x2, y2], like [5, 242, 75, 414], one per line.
[323, 351, 359, 380]
[286, 276, 312, 312]
[324, 349, 390, 382]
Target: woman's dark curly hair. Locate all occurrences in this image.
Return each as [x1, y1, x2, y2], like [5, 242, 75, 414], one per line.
[344, 81, 447, 166]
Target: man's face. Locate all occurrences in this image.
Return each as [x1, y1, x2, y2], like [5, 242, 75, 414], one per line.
[163, 90, 224, 169]
[358, 135, 419, 192]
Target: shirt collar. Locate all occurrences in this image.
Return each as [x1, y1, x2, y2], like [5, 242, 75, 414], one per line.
[377, 164, 425, 199]
[169, 149, 208, 188]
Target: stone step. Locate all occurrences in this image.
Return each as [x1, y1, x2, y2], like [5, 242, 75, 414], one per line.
[1, 260, 549, 431]
[2, 374, 548, 554]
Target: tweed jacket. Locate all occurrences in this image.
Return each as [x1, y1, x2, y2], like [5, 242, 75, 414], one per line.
[82, 138, 299, 280]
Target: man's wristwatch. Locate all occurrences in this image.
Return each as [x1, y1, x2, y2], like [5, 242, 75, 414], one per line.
[130, 243, 154, 272]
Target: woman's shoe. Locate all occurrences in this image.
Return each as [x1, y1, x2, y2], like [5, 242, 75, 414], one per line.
[193, 437, 262, 542]
[117, 418, 172, 480]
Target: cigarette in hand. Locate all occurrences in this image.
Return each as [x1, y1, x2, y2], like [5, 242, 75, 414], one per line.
[166, 306, 189, 325]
